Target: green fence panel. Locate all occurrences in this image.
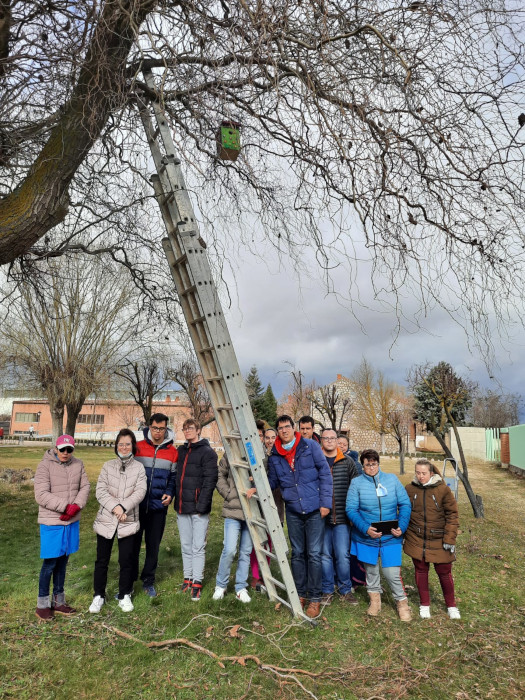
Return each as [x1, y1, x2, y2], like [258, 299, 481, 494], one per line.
[508, 424, 525, 472]
[485, 428, 500, 461]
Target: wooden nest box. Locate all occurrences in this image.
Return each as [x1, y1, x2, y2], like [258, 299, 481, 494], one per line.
[217, 120, 241, 161]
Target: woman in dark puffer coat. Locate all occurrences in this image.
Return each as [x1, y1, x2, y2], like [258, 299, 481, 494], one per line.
[404, 459, 460, 620]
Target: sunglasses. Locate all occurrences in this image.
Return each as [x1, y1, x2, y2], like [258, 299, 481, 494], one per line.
[57, 446, 74, 454]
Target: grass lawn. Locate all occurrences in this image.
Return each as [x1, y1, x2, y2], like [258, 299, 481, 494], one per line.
[0, 447, 524, 699]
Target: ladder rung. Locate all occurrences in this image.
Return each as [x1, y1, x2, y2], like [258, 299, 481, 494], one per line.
[189, 315, 205, 326]
[255, 546, 277, 560]
[179, 284, 197, 297]
[215, 404, 232, 411]
[266, 575, 287, 591]
[198, 345, 214, 353]
[206, 375, 223, 381]
[250, 518, 269, 530]
[173, 253, 188, 267]
[221, 434, 242, 442]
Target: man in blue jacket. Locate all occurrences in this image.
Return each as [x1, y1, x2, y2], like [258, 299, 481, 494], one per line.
[267, 414, 333, 618]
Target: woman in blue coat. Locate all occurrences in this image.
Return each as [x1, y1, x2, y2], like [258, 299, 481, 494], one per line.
[346, 449, 412, 621]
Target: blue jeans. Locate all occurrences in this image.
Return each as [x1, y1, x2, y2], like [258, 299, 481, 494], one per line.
[285, 508, 324, 602]
[215, 518, 253, 592]
[38, 554, 69, 597]
[322, 523, 352, 594]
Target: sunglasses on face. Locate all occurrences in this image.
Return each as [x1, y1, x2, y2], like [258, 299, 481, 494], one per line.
[58, 446, 74, 454]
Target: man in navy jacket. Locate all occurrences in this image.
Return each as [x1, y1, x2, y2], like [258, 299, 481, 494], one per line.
[267, 414, 332, 618]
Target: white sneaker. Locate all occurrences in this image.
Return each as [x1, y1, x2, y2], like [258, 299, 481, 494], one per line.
[118, 594, 134, 612]
[212, 586, 226, 600]
[236, 588, 251, 603]
[448, 606, 461, 619]
[89, 595, 105, 614]
[419, 605, 431, 619]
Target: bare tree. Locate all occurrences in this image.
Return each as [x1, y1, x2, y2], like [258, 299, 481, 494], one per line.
[469, 389, 521, 429]
[1, 2, 525, 360]
[277, 363, 315, 423]
[351, 358, 411, 472]
[0, 257, 138, 439]
[308, 382, 352, 432]
[115, 357, 171, 425]
[168, 355, 213, 427]
[409, 362, 483, 518]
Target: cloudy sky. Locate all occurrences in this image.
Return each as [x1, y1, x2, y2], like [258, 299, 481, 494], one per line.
[217, 232, 525, 412]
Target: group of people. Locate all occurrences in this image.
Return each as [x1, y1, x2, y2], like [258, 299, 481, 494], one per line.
[33, 413, 460, 623]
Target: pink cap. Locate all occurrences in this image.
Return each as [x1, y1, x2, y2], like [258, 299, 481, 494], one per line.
[56, 434, 75, 449]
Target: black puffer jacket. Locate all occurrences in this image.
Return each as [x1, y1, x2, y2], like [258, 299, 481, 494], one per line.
[329, 449, 359, 525]
[174, 438, 218, 515]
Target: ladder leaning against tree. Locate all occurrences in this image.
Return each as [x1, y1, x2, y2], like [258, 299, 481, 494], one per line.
[137, 68, 310, 622]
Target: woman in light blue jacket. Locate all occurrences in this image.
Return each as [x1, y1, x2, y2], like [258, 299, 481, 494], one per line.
[346, 449, 412, 621]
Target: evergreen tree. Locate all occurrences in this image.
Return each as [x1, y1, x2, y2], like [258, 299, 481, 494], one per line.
[245, 365, 263, 413]
[257, 384, 278, 426]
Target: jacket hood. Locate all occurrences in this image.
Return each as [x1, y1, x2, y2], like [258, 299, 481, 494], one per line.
[412, 473, 443, 487]
[143, 426, 175, 447]
[182, 437, 210, 449]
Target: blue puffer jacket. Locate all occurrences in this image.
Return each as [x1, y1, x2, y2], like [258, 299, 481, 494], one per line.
[346, 469, 411, 548]
[268, 435, 333, 515]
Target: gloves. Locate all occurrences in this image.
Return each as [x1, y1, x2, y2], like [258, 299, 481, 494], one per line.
[443, 543, 455, 553]
[59, 503, 81, 521]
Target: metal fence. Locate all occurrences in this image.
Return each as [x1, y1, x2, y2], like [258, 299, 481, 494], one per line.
[485, 428, 501, 462]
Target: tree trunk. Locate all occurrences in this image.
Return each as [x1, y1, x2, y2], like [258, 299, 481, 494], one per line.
[0, 0, 157, 264]
[433, 431, 484, 518]
[50, 403, 64, 442]
[65, 398, 86, 438]
[398, 437, 405, 475]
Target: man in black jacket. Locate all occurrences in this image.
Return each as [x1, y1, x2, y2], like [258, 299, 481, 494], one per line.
[174, 418, 218, 601]
[320, 428, 359, 605]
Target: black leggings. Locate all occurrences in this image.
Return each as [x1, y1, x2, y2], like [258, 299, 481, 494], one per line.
[93, 534, 135, 599]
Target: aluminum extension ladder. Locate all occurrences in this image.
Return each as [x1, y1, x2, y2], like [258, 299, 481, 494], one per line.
[138, 69, 308, 621]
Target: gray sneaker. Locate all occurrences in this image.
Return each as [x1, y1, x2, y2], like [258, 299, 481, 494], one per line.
[143, 585, 157, 598]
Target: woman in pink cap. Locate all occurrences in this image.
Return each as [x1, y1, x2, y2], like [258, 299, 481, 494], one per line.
[34, 435, 90, 621]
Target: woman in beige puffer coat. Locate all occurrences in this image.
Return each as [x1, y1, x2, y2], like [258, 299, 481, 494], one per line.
[89, 429, 146, 614]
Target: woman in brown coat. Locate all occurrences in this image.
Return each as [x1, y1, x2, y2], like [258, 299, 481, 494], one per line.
[404, 459, 460, 619]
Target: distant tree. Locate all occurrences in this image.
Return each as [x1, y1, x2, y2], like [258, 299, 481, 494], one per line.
[308, 382, 352, 433]
[0, 258, 136, 439]
[114, 357, 171, 425]
[245, 366, 264, 408]
[352, 358, 410, 473]
[410, 362, 483, 518]
[277, 364, 314, 422]
[257, 384, 278, 427]
[469, 389, 521, 429]
[169, 356, 213, 427]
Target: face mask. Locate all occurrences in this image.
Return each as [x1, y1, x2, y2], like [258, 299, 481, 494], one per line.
[117, 450, 132, 459]
[282, 437, 296, 451]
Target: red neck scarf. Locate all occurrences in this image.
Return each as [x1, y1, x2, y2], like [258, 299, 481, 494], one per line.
[274, 432, 301, 470]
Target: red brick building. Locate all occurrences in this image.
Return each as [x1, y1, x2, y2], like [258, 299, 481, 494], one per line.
[10, 395, 221, 445]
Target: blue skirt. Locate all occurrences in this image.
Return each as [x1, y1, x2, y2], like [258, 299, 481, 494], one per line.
[351, 539, 402, 567]
[40, 521, 80, 559]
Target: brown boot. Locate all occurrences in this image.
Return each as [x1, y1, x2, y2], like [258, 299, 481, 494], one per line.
[305, 601, 321, 618]
[367, 592, 381, 616]
[397, 598, 412, 622]
[35, 607, 54, 622]
[299, 597, 307, 609]
[340, 591, 359, 606]
[52, 593, 76, 615]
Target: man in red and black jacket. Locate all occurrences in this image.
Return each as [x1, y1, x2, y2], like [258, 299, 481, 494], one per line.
[131, 412, 177, 598]
[173, 418, 218, 601]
